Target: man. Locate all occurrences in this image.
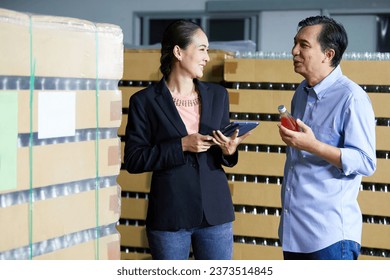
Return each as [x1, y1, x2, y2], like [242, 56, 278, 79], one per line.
[278, 15, 376, 260]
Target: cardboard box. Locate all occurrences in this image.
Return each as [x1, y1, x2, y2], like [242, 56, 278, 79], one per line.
[361, 223, 390, 250]
[228, 89, 294, 113]
[231, 182, 281, 208]
[233, 213, 279, 239]
[14, 90, 122, 134]
[117, 171, 151, 193]
[340, 60, 390, 85]
[362, 159, 390, 184]
[121, 251, 152, 260]
[205, 50, 234, 82]
[375, 126, 390, 151]
[226, 121, 283, 146]
[224, 152, 285, 176]
[0, 185, 120, 252]
[119, 114, 128, 136]
[120, 86, 144, 108]
[0, 8, 123, 79]
[233, 243, 282, 260]
[34, 233, 121, 260]
[0, 138, 121, 194]
[369, 93, 390, 119]
[123, 49, 161, 81]
[117, 225, 148, 248]
[121, 198, 148, 220]
[224, 59, 302, 83]
[224, 57, 390, 85]
[358, 189, 390, 217]
[122, 48, 232, 82]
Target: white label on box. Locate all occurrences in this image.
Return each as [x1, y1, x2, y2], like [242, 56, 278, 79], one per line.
[38, 91, 76, 139]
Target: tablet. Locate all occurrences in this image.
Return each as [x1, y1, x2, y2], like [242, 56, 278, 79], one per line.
[220, 121, 259, 137]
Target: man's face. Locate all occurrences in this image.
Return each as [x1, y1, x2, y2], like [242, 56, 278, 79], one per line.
[291, 24, 328, 82]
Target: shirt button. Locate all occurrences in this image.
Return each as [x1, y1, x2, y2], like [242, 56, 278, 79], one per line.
[284, 209, 288, 213]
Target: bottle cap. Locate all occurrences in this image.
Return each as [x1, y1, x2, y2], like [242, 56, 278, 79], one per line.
[278, 105, 287, 113]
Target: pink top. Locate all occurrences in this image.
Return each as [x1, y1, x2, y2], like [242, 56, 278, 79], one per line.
[172, 94, 200, 134]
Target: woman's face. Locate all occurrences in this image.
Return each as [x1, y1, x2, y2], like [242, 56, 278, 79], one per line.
[177, 29, 210, 79]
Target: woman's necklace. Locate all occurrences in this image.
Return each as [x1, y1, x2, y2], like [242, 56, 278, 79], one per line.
[172, 95, 200, 107]
[167, 81, 200, 107]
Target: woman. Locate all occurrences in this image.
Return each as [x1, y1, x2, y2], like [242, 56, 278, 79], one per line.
[124, 20, 250, 260]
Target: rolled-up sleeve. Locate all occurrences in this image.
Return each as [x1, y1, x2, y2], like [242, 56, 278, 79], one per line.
[340, 96, 376, 176]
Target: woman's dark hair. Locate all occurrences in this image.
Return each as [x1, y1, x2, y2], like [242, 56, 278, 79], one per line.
[160, 20, 202, 78]
[298, 15, 348, 67]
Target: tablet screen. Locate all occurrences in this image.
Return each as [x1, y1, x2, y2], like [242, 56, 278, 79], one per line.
[220, 121, 259, 137]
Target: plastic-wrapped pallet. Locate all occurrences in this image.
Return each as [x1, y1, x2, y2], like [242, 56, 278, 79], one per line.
[0, 8, 123, 259]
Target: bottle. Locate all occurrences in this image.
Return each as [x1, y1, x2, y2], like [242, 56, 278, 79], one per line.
[278, 105, 300, 132]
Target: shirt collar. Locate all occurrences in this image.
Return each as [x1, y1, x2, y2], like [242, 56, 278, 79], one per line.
[303, 65, 343, 100]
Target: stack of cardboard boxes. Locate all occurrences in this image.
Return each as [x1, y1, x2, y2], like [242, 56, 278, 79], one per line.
[0, 8, 123, 259]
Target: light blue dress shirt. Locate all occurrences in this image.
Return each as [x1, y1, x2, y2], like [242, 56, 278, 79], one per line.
[279, 65, 377, 253]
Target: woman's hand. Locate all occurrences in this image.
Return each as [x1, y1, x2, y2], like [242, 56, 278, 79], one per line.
[182, 133, 215, 153]
[212, 129, 251, 155]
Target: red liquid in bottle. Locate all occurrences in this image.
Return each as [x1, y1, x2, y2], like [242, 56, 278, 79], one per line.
[280, 115, 300, 132]
[278, 105, 300, 132]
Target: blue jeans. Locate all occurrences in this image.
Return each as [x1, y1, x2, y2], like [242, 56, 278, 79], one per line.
[283, 240, 361, 260]
[146, 222, 233, 260]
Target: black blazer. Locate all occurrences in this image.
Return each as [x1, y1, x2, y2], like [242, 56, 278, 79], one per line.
[124, 78, 237, 230]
